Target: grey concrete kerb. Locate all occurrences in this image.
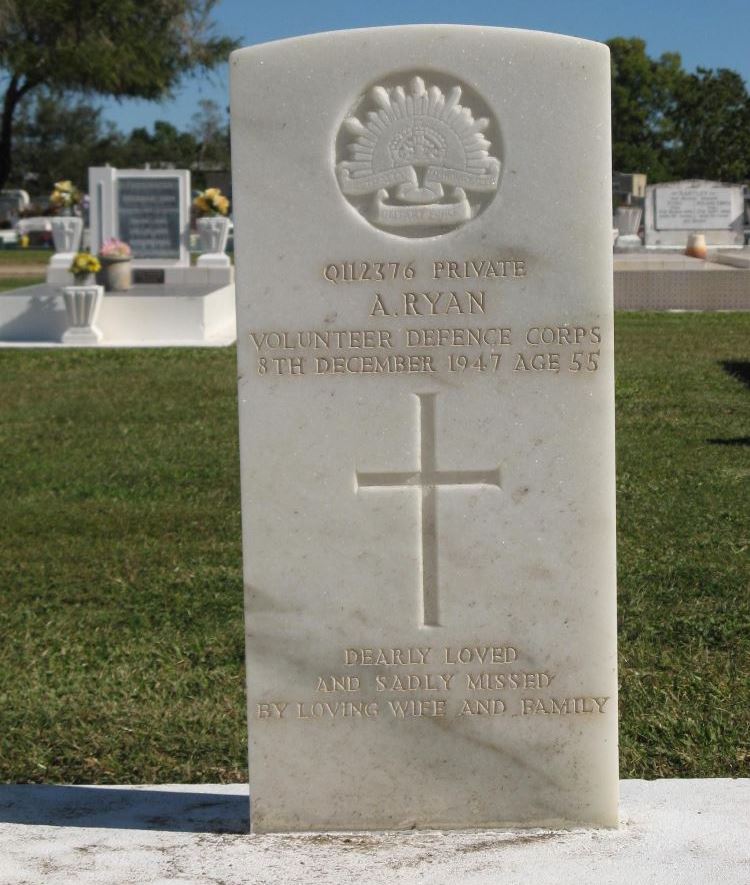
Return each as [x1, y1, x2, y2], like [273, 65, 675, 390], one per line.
[1, 779, 748, 884]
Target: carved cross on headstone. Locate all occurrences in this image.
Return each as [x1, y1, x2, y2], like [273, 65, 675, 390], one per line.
[356, 393, 501, 627]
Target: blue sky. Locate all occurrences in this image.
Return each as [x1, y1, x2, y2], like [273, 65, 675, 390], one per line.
[100, 0, 750, 133]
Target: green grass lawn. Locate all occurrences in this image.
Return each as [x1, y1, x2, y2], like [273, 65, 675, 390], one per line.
[0, 277, 45, 292]
[615, 313, 749, 778]
[0, 313, 747, 784]
[0, 248, 50, 265]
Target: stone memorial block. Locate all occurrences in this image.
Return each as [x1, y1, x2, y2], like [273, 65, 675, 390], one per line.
[88, 167, 190, 267]
[612, 172, 646, 206]
[644, 180, 745, 248]
[231, 25, 618, 833]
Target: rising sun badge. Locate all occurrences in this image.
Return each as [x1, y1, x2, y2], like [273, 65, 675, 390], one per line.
[336, 75, 501, 236]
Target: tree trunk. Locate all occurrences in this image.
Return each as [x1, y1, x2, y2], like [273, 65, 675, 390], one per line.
[0, 74, 35, 192]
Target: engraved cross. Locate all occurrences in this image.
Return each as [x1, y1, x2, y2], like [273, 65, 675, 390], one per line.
[356, 393, 501, 627]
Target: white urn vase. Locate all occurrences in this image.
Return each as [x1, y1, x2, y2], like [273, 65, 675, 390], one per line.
[61, 283, 104, 344]
[50, 215, 83, 253]
[48, 216, 85, 284]
[614, 206, 643, 252]
[197, 216, 230, 267]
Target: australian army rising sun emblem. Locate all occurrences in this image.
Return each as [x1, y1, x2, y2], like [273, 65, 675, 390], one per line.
[336, 74, 501, 237]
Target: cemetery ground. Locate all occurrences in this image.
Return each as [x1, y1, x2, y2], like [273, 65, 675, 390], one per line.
[0, 249, 47, 285]
[0, 312, 747, 786]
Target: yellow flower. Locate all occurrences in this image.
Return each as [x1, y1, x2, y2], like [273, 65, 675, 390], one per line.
[69, 251, 101, 277]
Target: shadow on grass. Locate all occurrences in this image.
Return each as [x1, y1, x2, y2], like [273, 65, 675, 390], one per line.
[707, 437, 750, 447]
[709, 362, 750, 446]
[720, 361, 750, 390]
[0, 784, 249, 834]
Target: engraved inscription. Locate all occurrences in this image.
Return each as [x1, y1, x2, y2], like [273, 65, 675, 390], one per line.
[253, 644, 612, 725]
[249, 323, 601, 378]
[322, 257, 525, 283]
[655, 185, 738, 230]
[336, 74, 501, 237]
[249, 254, 604, 380]
[356, 393, 501, 628]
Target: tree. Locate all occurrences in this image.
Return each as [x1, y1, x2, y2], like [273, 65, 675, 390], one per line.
[189, 98, 230, 186]
[10, 89, 119, 192]
[0, 0, 237, 190]
[608, 37, 750, 183]
[108, 121, 200, 171]
[607, 37, 684, 180]
[671, 68, 750, 181]
[191, 98, 230, 166]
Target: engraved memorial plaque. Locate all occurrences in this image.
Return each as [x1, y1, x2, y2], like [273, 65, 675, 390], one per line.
[644, 179, 746, 248]
[231, 26, 618, 833]
[117, 177, 181, 259]
[89, 166, 191, 267]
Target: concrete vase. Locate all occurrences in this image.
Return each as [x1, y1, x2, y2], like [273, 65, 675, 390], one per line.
[197, 216, 230, 253]
[197, 216, 231, 268]
[61, 283, 104, 344]
[98, 257, 133, 291]
[50, 216, 83, 254]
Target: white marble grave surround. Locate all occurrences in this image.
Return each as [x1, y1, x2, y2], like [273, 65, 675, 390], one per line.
[1, 781, 748, 885]
[0, 282, 236, 347]
[231, 26, 617, 833]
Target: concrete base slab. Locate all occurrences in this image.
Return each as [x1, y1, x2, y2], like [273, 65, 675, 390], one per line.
[0, 780, 746, 884]
[612, 252, 750, 309]
[0, 282, 236, 347]
[614, 268, 750, 310]
[712, 247, 750, 269]
[613, 252, 729, 270]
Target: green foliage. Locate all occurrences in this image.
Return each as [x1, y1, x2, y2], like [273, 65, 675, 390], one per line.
[7, 93, 230, 192]
[0, 315, 747, 783]
[608, 37, 750, 181]
[0, 0, 237, 189]
[671, 68, 750, 181]
[10, 90, 117, 192]
[609, 37, 682, 180]
[0, 0, 236, 99]
[110, 121, 201, 171]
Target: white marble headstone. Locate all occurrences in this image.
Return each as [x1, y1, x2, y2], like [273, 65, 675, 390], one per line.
[231, 25, 618, 833]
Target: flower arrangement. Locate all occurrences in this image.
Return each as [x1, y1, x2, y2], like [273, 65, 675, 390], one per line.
[193, 187, 230, 217]
[99, 238, 132, 261]
[49, 180, 82, 214]
[69, 251, 101, 283]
